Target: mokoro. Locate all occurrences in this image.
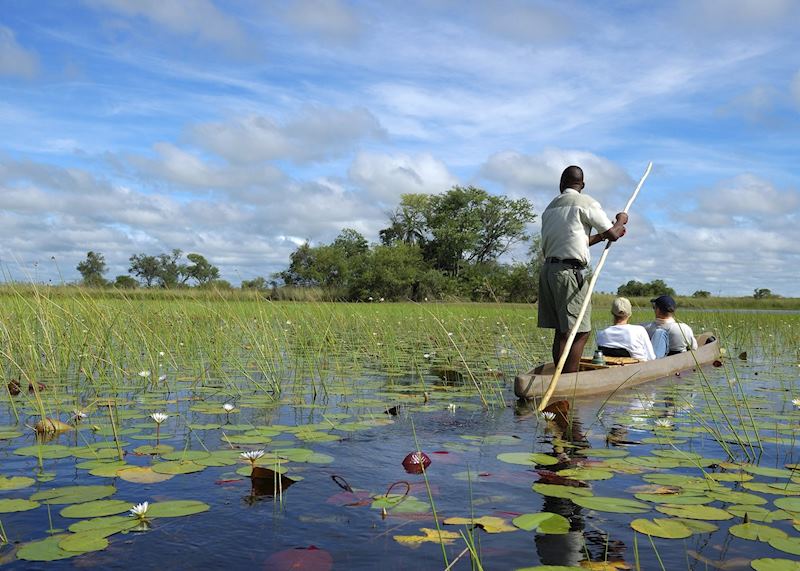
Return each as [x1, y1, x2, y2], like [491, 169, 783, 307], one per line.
[514, 332, 720, 400]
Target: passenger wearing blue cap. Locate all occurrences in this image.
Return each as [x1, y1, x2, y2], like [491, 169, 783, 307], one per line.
[641, 295, 697, 357]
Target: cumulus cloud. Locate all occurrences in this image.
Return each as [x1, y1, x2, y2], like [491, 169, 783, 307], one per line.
[678, 0, 797, 31]
[689, 174, 800, 226]
[84, 0, 247, 52]
[348, 152, 458, 202]
[190, 107, 385, 164]
[281, 0, 361, 44]
[480, 148, 632, 209]
[0, 26, 39, 78]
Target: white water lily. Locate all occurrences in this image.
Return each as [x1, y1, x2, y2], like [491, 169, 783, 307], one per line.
[540, 411, 556, 421]
[150, 412, 168, 424]
[792, 398, 800, 408]
[72, 410, 87, 422]
[447, 403, 457, 413]
[654, 418, 674, 429]
[158, 351, 165, 356]
[158, 374, 167, 382]
[138, 370, 150, 378]
[240, 449, 265, 464]
[223, 403, 235, 413]
[130, 501, 149, 519]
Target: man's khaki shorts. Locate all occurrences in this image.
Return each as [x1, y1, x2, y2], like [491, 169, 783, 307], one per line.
[537, 261, 592, 333]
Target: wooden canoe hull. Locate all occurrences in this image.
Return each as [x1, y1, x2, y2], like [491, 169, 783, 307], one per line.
[514, 333, 720, 400]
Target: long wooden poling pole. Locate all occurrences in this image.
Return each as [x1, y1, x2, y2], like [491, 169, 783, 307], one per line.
[537, 161, 653, 411]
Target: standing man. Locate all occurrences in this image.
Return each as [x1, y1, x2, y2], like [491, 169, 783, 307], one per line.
[538, 165, 628, 372]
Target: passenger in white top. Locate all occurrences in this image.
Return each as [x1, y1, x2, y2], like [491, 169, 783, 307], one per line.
[595, 297, 656, 361]
[641, 295, 698, 356]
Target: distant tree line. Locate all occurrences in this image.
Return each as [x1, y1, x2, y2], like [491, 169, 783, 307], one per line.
[276, 186, 540, 301]
[616, 279, 676, 298]
[77, 250, 225, 289]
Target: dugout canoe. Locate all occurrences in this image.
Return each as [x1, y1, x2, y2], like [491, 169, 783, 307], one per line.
[514, 332, 720, 400]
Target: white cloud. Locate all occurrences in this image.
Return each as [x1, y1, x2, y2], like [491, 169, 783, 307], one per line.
[480, 148, 632, 209]
[84, 0, 247, 52]
[791, 70, 800, 108]
[691, 174, 800, 225]
[476, 0, 565, 44]
[0, 26, 39, 78]
[190, 107, 385, 164]
[281, 0, 361, 44]
[349, 152, 458, 202]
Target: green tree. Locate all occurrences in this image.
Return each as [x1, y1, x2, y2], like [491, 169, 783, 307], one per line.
[241, 276, 269, 290]
[128, 253, 160, 287]
[753, 288, 778, 299]
[113, 275, 139, 289]
[76, 251, 108, 287]
[617, 279, 675, 298]
[186, 253, 220, 285]
[156, 249, 186, 288]
[692, 290, 711, 298]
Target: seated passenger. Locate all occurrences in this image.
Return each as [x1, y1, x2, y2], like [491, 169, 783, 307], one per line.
[642, 295, 698, 356]
[595, 297, 656, 361]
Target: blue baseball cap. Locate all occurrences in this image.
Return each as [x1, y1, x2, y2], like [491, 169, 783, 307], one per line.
[651, 295, 676, 312]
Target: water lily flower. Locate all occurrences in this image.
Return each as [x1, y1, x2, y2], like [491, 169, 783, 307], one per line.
[138, 371, 150, 378]
[223, 403, 235, 413]
[447, 403, 457, 413]
[792, 398, 800, 408]
[158, 351, 165, 356]
[72, 410, 87, 422]
[241, 449, 265, 465]
[540, 411, 556, 421]
[150, 412, 168, 424]
[130, 501, 149, 519]
[158, 374, 167, 382]
[654, 418, 674, 429]
[423, 353, 431, 359]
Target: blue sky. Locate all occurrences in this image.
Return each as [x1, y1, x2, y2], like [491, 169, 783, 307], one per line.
[1, 0, 799, 295]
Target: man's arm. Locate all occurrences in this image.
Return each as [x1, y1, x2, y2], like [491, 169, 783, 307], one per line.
[589, 212, 628, 245]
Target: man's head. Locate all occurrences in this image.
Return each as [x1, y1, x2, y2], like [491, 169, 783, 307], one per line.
[651, 295, 677, 317]
[611, 297, 632, 323]
[560, 165, 584, 193]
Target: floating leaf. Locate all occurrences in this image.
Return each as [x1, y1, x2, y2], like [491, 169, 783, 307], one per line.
[31, 485, 116, 505]
[729, 523, 787, 542]
[576, 448, 629, 458]
[71, 447, 120, 460]
[59, 500, 132, 519]
[672, 518, 718, 533]
[774, 497, 800, 513]
[743, 482, 800, 496]
[750, 558, 800, 571]
[742, 465, 793, 478]
[58, 532, 109, 553]
[68, 515, 139, 534]
[533, 484, 593, 500]
[655, 504, 732, 520]
[443, 515, 516, 533]
[497, 452, 558, 466]
[769, 537, 800, 556]
[726, 505, 791, 522]
[557, 468, 614, 481]
[16, 535, 74, 561]
[151, 461, 205, 475]
[0, 476, 35, 490]
[394, 527, 461, 547]
[512, 512, 569, 534]
[572, 497, 650, 514]
[147, 500, 210, 518]
[634, 492, 711, 505]
[0, 498, 39, 513]
[707, 490, 766, 505]
[630, 518, 691, 539]
[89, 461, 130, 478]
[14, 444, 73, 459]
[133, 444, 174, 455]
[117, 466, 175, 484]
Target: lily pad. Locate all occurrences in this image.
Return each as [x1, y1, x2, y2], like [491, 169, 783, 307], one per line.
[16, 535, 74, 561]
[147, 500, 210, 517]
[742, 465, 793, 478]
[769, 537, 800, 556]
[58, 532, 109, 553]
[14, 444, 73, 459]
[394, 527, 461, 547]
[556, 468, 614, 481]
[0, 476, 35, 490]
[572, 497, 650, 514]
[729, 523, 787, 542]
[708, 490, 767, 505]
[117, 466, 176, 484]
[576, 448, 629, 458]
[68, 515, 140, 534]
[774, 497, 800, 513]
[443, 515, 516, 533]
[656, 504, 733, 520]
[31, 485, 117, 505]
[0, 498, 40, 513]
[512, 512, 570, 534]
[750, 558, 800, 571]
[726, 505, 791, 522]
[532, 484, 593, 500]
[497, 452, 559, 466]
[151, 461, 205, 475]
[630, 518, 692, 539]
[133, 444, 175, 455]
[59, 500, 132, 519]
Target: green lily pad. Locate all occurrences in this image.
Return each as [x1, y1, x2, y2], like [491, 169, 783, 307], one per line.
[743, 482, 800, 496]
[673, 518, 718, 533]
[497, 452, 559, 466]
[68, 515, 140, 534]
[656, 504, 733, 520]
[71, 447, 120, 460]
[0, 430, 23, 439]
[630, 518, 692, 539]
[512, 512, 569, 534]
[117, 466, 176, 483]
[31, 485, 117, 505]
[151, 461, 205, 475]
[556, 468, 614, 481]
[625, 456, 680, 469]
[572, 496, 650, 514]
[729, 523, 787, 542]
[742, 465, 793, 478]
[774, 497, 800, 513]
[532, 484, 593, 500]
[708, 490, 767, 505]
[89, 461, 130, 478]
[16, 535, 74, 561]
[133, 444, 174, 455]
[14, 444, 73, 459]
[0, 498, 40, 513]
[769, 537, 800, 556]
[576, 448, 629, 458]
[726, 505, 792, 522]
[59, 500, 132, 519]
[634, 492, 712, 505]
[58, 532, 109, 553]
[0, 475, 35, 490]
[147, 500, 210, 517]
[750, 558, 800, 571]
